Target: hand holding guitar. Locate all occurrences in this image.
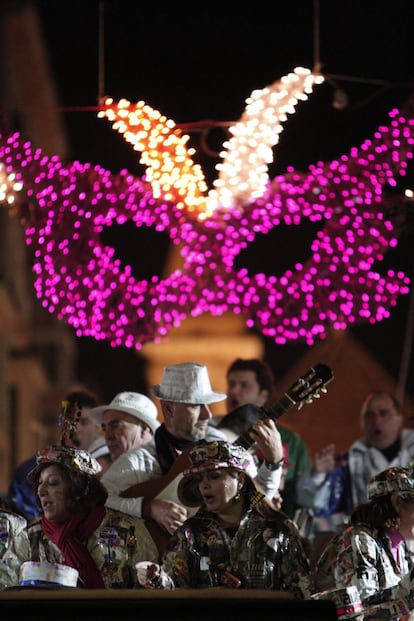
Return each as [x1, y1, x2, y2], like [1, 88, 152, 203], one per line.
[145, 498, 188, 535]
[249, 418, 284, 465]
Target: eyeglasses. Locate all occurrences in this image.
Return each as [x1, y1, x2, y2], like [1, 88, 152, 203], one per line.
[102, 420, 135, 432]
[101, 419, 147, 433]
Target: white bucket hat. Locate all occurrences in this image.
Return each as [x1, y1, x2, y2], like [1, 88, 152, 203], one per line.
[151, 362, 226, 405]
[88, 392, 160, 434]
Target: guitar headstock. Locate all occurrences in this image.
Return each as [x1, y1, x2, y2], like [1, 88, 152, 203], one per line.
[287, 363, 334, 409]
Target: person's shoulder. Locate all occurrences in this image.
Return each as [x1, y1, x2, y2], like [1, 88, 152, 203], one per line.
[101, 506, 125, 521]
[101, 444, 157, 482]
[348, 436, 367, 452]
[205, 426, 227, 441]
[126, 446, 157, 470]
[344, 523, 378, 548]
[99, 506, 137, 529]
[401, 428, 414, 441]
[121, 442, 157, 462]
[102, 506, 150, 530]
[27, 516, 42, 532]
[88, 437, 110, 459]
[127, 440, 157, 459]
[0, 508, 28, 527]
[11, 455, 37, 478]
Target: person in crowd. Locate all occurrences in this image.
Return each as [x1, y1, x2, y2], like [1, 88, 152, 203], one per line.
[136, 440, 312, 595]
[213, 358, 311, 519]
[68, 389, 111, 474]
[88, 391, 160, 463]
[5, 456, 38, 522]
[26, 443, 158, 589]
[298, 391, 414, 532]
[0, 502, 30, 589]
[6, 388, 110, 521]
[100, 362, 284, 559]
[312, 466, 414, 620]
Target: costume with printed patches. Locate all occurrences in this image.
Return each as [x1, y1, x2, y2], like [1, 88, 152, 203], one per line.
[313, 467, 414, 620]
[28, 506, 158, 588]
[27, 418, 158, 588]
[136, 441, 311, 596]
[0, 509, 30, 588]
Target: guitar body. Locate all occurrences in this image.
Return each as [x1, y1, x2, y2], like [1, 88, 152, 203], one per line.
[120, 449, 198, 558]
[121, 451, 193, 501]
[120, 363, 334, 558]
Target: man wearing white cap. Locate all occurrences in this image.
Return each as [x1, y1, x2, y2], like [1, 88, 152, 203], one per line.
[99, 362, 284, 558]
[88, 391, 160, 463]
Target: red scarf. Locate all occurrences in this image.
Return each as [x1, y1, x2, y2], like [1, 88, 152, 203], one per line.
[41, 505, 106, 588]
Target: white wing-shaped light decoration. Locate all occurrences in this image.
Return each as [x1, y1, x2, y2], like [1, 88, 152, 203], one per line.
[210, 67, 324, 211]
[99, 67, 324, 219]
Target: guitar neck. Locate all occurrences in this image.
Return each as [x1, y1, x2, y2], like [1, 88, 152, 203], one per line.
[235, 393, 295, 450]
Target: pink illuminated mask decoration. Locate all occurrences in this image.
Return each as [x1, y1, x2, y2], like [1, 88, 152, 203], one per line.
[0, 67, 412, 349]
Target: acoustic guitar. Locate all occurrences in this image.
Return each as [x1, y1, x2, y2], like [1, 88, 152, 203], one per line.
[120, 362, 334, 557]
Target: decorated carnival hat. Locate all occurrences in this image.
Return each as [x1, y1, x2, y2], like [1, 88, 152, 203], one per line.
[150, 362, 226, 405]
[27, 445, 102, 484]
[312, 586, 365, 620]
[88, 391, 160, 434]
[367, 466, 414, 502]
[177, 440, 258, 507]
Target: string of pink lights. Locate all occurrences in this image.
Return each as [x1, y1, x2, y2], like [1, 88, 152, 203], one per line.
[0, 67, 412, 350]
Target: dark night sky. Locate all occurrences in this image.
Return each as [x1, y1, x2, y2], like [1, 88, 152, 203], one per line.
[33, 0, 414, 400]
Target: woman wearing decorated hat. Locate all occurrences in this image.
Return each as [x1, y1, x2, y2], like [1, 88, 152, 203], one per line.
[135, 440, 312, 596]
[26, 400, 159, 589]
[313, 466, 414, 619]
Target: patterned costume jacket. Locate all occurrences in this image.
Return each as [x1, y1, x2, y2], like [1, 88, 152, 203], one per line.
[150, 499, 312, 596]
[314, 523, 413, 620]
[28, 507, 158, 588]
[0, 510, 30, 588]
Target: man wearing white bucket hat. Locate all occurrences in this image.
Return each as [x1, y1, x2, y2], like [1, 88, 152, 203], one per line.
[100, 362, 284, 559]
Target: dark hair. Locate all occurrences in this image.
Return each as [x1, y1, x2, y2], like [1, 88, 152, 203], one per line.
[65, 389, 99, 410]
[30, 462, 108, 514]
[361, 391, 401, 415]
[350, 496, 399, 533]
[226, 359, 274, 393]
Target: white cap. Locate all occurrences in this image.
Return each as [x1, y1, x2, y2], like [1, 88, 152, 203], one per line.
[88, 392, 160, 434]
